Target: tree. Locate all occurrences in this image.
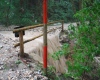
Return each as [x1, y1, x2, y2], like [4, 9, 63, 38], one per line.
[48, 0, 75, 22]
[66, 0, 100, 79]
[0, 0, 81, 26]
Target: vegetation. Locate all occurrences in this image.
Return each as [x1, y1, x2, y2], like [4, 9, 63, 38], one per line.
[0, 0, 81, 26]
[66, 1, 100, 79]
[51, 0, 100, 80]
[52, 43, 69, 60]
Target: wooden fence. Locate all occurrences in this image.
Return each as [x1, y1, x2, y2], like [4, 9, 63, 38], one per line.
[13, 20, 64, 57]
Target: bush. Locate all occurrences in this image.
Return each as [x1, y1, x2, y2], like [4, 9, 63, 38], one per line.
[66, 1, 100, 80]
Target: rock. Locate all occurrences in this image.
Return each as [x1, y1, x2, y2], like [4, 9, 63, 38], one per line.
[38, 70, 42, 74]
[34, 71, 40, 75]
[21, 78, 29, 80]
[0, 61, 3, 65]
[18, 63, 27, 69]
[59, 30, 69, 43]
[0, 45, 3, 49]
[34, 76, 37, 80]
[0, 65, 4, 70]
[3, 40, 8, 44]
[94, 57, 100, 67]
[30, 78, 34, 80]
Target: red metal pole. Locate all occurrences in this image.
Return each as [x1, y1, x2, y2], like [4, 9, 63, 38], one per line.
[43, 0, 47, 24]
[43, 0, 48, 75]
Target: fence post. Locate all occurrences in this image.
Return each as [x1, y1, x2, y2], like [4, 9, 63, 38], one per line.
[19, 31, 24, 57]
[61, 21, 64, 31]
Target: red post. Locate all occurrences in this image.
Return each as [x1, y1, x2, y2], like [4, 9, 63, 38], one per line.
[43, 0, 48, 75]
[43, 0, 47, 24]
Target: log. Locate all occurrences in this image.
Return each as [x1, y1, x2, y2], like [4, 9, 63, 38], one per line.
[14, 27, 61, 47]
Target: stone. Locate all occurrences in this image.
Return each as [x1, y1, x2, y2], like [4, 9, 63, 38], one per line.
[30, 78, 34, 80]
[34, 76, 37, 80]
[0, 65, 4, 70]
[94, 57, 100, 67]
[3, 41, 7, 44]
[0, 61, 3, 65]
[18, 63, 27, 69]
[0, 45, 3, 49]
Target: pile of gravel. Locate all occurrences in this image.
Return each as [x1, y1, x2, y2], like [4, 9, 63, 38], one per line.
[0, 34, 48, 80]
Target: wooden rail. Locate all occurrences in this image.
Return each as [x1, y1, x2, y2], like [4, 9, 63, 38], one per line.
[13, 24, 44, 33]
[14, 27, 61, 47]
[13, 20, 64, 57]
[13, 20, 64, 33]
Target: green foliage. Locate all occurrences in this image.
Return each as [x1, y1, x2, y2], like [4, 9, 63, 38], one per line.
[0, 0, 36, 26]
[74, 1, 100, 25]
[52, 43, 69, 60]
[48, 0, 75, 22]
[65, 0, 100, 79]
[0, 0, 80, 26]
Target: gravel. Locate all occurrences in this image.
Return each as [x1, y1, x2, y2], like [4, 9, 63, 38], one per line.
[0, 34, 48, 80]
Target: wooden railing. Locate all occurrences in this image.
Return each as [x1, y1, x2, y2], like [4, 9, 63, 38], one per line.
[13, 20, 64, 57]
[13, 20, 64, 33]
